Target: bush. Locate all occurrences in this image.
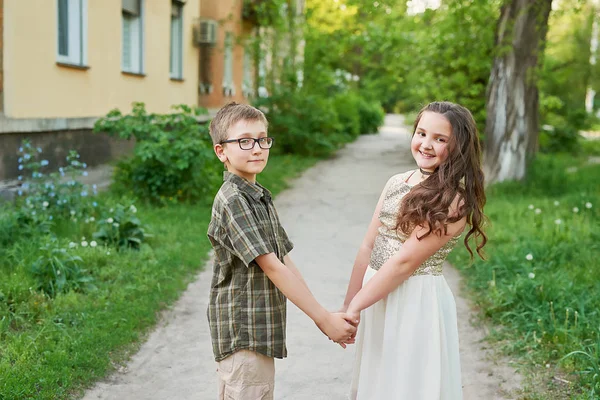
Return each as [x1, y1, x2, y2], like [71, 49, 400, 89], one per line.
[93, 203, 149, 250]
[30, 238, 95, 298]
[257, 88, 384, 157]
[14, 141, 97, 230]
[332, 92, 361, 138]
[94, 103, 222, 204]
[357, 97, 385, 134]
[256, 88, 344, 157]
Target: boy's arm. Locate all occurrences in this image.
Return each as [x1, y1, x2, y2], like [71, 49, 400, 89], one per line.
[256, 253, 356, 343]
[283, 254, 312, 294]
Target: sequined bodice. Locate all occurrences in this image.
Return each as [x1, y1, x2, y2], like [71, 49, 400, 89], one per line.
[369, 174, 460, 276]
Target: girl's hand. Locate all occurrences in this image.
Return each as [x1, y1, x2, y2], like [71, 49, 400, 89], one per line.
[343, 307, 361, 343]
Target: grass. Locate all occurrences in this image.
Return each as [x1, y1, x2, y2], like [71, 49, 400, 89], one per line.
[0, 154, 318, 400]
[449, 144, 600, 399]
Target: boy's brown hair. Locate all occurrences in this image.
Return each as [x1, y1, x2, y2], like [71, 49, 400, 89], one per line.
[209, 102, 269, 145]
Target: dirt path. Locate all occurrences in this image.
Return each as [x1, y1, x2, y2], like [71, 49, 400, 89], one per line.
[82, 115, 522, 399]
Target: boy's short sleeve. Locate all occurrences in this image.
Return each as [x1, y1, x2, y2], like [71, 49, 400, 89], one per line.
[218, 196, 275, 266]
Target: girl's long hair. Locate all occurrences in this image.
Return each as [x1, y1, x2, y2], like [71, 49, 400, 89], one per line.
[396, 101, 487, 259]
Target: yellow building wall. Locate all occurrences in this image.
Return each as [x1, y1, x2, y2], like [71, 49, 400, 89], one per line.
[3, 0, 200, 119]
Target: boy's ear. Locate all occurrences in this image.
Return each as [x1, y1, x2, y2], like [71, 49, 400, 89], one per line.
[214, 144, 228, 163]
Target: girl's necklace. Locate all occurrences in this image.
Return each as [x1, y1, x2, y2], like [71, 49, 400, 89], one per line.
[419, 168, 434, 176]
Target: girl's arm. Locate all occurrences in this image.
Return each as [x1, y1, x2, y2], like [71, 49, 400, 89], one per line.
[346, 213, 466, 318]
[341, 175, 398, 311]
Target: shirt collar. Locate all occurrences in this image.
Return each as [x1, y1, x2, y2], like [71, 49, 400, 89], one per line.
[223, 171, 271, 201]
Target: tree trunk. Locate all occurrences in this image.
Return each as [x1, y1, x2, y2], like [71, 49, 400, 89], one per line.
[585, 0, 599, 114]
[483, 0, 553, 183]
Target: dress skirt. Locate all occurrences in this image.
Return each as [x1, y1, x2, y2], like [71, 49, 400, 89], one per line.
[350, 266, 463, 400]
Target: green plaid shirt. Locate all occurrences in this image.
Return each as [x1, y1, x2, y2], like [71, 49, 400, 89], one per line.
[207, 172, 294, 362]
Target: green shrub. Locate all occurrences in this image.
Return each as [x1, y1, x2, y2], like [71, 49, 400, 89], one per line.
[332, 92, 361, 138]
[92, 203, 149, 250]
[257, 89, 343, 157]
[94, 103, 222, 204]
[30, 238, 95, 298]
[14, 141, 97, 230]
[357, 97, 385, 134]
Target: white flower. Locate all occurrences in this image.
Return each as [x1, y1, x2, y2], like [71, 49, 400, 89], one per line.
[90, 241, 97, 248]
[109, 208, 114, 213]
[113, 223, 120, 228]
[69, 242, 77, 248]
[573, 207, 579, 213]
[81, 237, 86, 241]
[554, 201, 559, 206]
[81, 241, 88, 247]
[42, 201, 49, 208]
[129, 205, 137, 213]
[106, 251, 111, 256]
[586, 202, 592, 209]
[526, 254, 533, 261]
[546, 363, 551, 368]
[554, 219, 562, 225]
[57, 270, 61, 275]
[90, 217, 95, 222]
[107, 217, 114, 223]
[528, 204, 535, 210]
[70, 210, 76, 216]
[535, 208, 541, 214]
[528, 272, 535, 279]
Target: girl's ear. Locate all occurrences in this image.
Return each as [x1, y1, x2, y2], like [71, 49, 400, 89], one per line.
[214, 144, 228, 163]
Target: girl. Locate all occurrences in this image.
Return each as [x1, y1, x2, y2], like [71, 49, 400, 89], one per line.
[341, 101, 487, 399]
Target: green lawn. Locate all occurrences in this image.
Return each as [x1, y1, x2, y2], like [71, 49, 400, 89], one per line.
[0, 154, 318, 400]
[449, 149, 600, 399]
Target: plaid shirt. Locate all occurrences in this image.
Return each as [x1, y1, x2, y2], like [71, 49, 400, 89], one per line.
[207, 172, 294, 362]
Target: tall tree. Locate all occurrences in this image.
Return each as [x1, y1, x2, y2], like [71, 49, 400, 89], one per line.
[483, 0, 553, 183]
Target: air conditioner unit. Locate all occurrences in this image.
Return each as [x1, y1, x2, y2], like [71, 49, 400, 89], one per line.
[193, 19, 218, 46]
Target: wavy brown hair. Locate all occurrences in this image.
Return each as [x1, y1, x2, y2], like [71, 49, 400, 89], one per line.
[396, 101, 487, 259]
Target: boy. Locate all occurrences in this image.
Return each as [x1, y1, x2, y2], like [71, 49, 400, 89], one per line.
[207, 102, 356, 399]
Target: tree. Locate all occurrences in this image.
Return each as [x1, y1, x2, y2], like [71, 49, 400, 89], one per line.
[483, 0, 553, 183]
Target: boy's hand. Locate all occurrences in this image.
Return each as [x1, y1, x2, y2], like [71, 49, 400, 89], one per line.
[316, 312, 357, 348]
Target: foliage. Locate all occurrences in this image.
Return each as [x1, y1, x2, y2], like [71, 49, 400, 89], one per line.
[94, 103, 222, 204]
[30, 238, 95, 298]
[92, 203, 149, 250]
[357, 94, 386, 134]
[0, 153, 315, 399]
[449, 152, 600, 397]
[14, 140, 97, 231]
[257, 87, 384, 157]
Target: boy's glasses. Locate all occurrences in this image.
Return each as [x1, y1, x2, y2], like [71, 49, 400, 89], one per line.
[220, 137, 275, 150]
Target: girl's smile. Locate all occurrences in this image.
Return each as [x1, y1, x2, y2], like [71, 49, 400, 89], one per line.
[411, 111, 452, 173]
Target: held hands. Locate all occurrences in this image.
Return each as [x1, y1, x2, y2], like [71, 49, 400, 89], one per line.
[316, 312, 358, 349]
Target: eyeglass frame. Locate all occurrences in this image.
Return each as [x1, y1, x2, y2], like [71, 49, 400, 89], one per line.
[219, 137, 275, 150]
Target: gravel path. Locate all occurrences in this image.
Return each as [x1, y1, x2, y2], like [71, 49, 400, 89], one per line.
[82, 115, 522, 400]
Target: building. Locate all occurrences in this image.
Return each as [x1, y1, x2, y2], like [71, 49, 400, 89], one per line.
[0, 0, 304, 185]
[0, 0, 202, 183]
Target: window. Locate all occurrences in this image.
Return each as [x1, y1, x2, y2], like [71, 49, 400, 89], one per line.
[242, 49, 253, 98]
[170, 1, 184, 79]
[223, 32, 234, 96]
[122, 0, 144, 74]
[57, 0, 87, 66]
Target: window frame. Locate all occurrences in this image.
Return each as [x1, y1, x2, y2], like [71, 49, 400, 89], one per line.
[56, 0, 88, 67]
[223, 32, 235, 96]
[121, 0, 145, 75]
[169, 1, 184, 80]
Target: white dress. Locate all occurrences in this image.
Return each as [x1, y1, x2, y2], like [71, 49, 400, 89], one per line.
[350, 173, 463, 400]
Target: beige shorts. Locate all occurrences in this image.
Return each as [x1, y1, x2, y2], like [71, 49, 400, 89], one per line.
[217, 350, 275, 400]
